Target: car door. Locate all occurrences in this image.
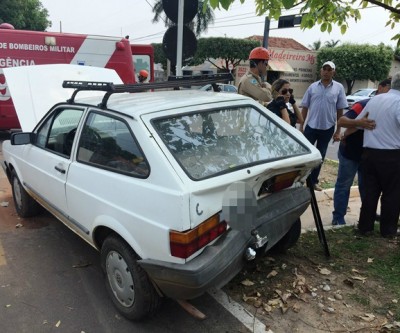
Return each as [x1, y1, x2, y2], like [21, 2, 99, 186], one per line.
[19, 107, 85, 215]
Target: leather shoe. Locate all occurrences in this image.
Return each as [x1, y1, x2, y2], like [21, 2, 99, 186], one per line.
[313, 184, 323, 191]
[353, 229, 374, 237]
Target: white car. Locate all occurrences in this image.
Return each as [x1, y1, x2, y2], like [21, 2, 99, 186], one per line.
[346, 88, 376, 109]
[1, 65, 321, 320]
[199, 83, 238, 93]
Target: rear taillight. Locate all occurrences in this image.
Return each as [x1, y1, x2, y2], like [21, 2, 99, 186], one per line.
[258, 171, 299, 196]
[170, 214, 227, 259]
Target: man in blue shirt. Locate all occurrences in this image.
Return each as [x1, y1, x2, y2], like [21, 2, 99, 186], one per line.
[332, 79, 391, 226]
[300, 61, 348, 191]
[356, 73, 400, 238]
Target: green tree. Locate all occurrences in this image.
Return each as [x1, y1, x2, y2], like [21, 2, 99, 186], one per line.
[153, 43, 168, 69]
[309, 40, 322, 50]
[205, 0, 400, 43]
[324, 39, 341, 48]
[0, 0, 50, 31]
[152, 0, 214, 36]
[191, 37, 259, 70]
[153, 37, 258, 71]
[317, 43, 393, 94]
[395, 46, 400, 60]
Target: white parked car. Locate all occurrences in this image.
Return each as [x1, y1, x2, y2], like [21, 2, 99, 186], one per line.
[346, 88, 376, 109]
[199, 83, 238, 93]
[1, 65, 321, 320]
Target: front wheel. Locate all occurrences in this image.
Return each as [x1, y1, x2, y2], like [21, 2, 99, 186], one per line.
[11, 170, 42, 218]
[101, 234, 161, 321]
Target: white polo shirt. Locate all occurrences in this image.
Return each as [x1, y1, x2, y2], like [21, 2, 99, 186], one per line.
[356, 89, 400, 149]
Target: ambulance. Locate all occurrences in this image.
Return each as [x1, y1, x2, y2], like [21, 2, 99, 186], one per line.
[0, 23, 154, 130]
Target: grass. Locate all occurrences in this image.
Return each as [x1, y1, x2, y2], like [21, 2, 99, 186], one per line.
[299, 159, 400, 321]
[319, 158, 339, 189]
[319, 158, 360, 189]
[293, 226, 400, 320]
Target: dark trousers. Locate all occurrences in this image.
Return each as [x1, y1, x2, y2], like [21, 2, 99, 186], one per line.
[303, 125, 335, 185]
[358, 148, 400, 237]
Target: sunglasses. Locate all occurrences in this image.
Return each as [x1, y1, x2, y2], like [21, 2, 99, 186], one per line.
[281, 88, 293, 95]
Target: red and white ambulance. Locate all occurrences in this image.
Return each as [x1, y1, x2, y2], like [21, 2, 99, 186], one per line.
[0, 23, 154, 130]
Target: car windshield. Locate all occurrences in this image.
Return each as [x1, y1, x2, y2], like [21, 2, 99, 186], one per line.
[353, 89, 372, 96]
[153, 106, 309, 180]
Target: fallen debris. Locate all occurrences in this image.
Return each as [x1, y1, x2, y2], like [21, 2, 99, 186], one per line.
[176, 300, 206, 320]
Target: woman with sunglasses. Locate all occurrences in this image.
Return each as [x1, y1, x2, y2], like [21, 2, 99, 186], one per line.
[267, 79, 303, 127]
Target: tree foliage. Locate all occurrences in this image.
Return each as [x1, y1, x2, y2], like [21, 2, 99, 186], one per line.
[0, 0, 51, 31]
[317, 43, 393, 94]
[153, 43, 168, 69]
[395, 46, 400, 59]
[153, 37, 258, 71]
[308, 40, 322, 51]
[191, 37, 259, 69]
[324, 39, 341, 48]
[152, 0, 214, 37]
[204, 0, 400, 43]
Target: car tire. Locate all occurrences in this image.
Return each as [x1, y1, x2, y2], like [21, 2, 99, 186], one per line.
[270, 218, 301, 253]
[11, 169, 42, 218]
[101, 234, 161, 321]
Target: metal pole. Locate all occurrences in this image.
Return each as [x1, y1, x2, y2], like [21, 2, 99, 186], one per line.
[176, 0, 184, 76]
[306, 177, 330, 257]
[263, 17, 270, 48]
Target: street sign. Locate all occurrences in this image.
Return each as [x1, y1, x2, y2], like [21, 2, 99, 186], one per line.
[162, 0, 198, 24]
[162, 25, 197, 65]
[278, 15, 303, 28]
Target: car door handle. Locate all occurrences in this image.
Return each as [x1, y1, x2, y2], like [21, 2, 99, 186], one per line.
[54, 165, 66, 174]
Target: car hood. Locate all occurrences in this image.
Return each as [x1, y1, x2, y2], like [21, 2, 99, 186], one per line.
[3, 64, 123, 131]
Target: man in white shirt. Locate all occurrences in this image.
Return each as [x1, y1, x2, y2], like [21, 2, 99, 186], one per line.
[300, 61, 348, 191]
[356, 72, 400, 238]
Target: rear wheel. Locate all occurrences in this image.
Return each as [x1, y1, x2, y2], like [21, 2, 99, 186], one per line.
[11, 170, 42, 218]
[101, 234, 161, 321]
[270, 218, 301, 253]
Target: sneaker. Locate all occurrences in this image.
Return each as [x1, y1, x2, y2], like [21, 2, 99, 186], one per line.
[313, 184, 323, 191]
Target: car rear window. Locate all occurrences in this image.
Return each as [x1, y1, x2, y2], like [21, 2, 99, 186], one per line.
[153, 106, 309, 180]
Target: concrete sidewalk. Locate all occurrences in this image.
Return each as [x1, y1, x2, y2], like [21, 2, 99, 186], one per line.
[301, 186, 361, 231]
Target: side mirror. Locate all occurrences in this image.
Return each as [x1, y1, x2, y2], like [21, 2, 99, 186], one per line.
[11, 132, 35, 145]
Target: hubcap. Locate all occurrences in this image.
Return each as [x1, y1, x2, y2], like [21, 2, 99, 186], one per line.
[106, 250, 135, 307]
[13, 177, 22, 209]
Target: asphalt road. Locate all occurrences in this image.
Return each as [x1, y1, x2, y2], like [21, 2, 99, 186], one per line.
[0, 133, 253, 333]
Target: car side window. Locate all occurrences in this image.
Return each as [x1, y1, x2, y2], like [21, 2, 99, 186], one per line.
[36, 108, 84, 157]
[225, 85, 237, 93]
[77, 112, 149, 177]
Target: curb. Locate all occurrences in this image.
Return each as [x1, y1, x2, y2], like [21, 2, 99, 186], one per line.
[313, 186, 360, 202]
[301, 186, 361, 231]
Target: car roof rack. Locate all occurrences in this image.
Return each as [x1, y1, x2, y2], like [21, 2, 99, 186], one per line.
[62, 73, 234, 108]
